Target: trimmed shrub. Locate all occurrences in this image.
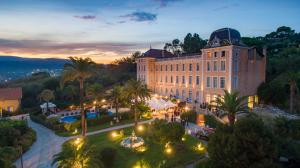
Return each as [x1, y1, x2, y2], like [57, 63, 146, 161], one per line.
[204, 115, 219, 128]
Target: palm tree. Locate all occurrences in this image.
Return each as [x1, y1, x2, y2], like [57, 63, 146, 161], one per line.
[85, 83, 103, 101]
[110, 85, 124, 119]
[52, 143, 101, 168]
[124, 79, 151, 126]
[38, 89, 55, 114]
[60, 57, 95, 137]
[213, 90, 248, 126]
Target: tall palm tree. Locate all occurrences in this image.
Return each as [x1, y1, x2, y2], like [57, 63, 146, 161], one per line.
[110, 85, 124, 119]
[213, 90, 248, 126]
[60, 57, 95, 137]
[124, 79, 151, 126]
[85, 83, 103, 101]
[38, 89, 55, 114]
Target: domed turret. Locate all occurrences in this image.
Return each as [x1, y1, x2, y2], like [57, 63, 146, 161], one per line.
[205, 28, 245, 48]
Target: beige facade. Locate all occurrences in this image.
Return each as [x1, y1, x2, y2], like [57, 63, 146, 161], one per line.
[0, 87, 22, 112]
[137, 28, 266, 107]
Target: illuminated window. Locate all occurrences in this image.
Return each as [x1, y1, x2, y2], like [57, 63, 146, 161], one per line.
[189, 76, 192, 85]
[196, 63, 200, 71]
[207, 52, 212, 58]
[182, 76, 185, 84]
[214, 52, 218, 58]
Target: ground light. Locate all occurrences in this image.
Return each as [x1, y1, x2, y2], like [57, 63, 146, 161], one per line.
[111, 131, 118, 138]
[137, 125, 144, 132]
[181, 137, 186, 141]
[196, 143, 205, 151]
[164, 142, 173, 155]
[73, 128, 78, 134]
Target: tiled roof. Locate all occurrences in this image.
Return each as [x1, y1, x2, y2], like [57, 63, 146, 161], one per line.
[140, 49, 175, 58]
[0, 87, 22, 100]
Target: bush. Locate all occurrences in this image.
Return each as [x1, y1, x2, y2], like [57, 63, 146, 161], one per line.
[147, 119, 185, 144]
[274, 117, 300, 140]
[180, 110, 197, 123]
[100, 147, 117, 168]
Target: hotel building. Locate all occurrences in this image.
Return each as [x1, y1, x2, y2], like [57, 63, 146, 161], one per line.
[136, 28, 266, 108]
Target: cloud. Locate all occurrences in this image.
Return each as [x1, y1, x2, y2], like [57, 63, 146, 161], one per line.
[74, 15, 96, 20]
[213, 3, 239, 11]
[120, 11, 157, 22]
[0, 38, 163, 63]
[153, 0, 183, 7]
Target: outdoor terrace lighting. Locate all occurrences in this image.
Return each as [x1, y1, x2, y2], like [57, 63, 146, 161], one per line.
[101, 99, 106, 103]
[74, 138, 81, 145]
[93, 100, 97, 105]
[185, 106, 189, 111]
[181, 137, 186, 141]
[111, 131, 118, 138]
[165, 147, 172, 154]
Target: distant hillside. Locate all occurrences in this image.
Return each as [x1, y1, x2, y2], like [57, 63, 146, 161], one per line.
[0, 56, 69, 81]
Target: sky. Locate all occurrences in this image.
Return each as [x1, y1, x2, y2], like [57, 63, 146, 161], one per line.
[0, 0, 299, 63]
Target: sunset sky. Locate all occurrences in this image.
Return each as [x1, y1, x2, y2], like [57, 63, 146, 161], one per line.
[0, 0, 299, 63]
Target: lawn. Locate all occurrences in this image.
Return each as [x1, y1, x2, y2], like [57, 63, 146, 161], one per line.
[66, 125, 206, 168]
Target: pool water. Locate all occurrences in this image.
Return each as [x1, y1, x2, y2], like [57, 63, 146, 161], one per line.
[60, 112, 97, 123]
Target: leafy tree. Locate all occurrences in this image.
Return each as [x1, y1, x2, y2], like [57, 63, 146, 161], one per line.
[38, 89, 55, 114]
[182, 33, 207, 53]
[164, 39, 182, 55]
[208, 114, 277, 168]
[212, 90, 248, 126]
[124, 79, 151, 126]
[60, 57, 95, 137]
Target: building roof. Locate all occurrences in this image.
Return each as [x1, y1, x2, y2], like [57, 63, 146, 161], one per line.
[140, 49, 175, 59]
[0, 87, 22, 100]
[205, 28, 247, 48]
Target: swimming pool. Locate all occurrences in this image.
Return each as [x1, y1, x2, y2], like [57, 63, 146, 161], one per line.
[60, 112, 97, 123]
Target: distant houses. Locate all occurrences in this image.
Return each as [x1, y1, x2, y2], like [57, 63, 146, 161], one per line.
[0, 87, 22, 113]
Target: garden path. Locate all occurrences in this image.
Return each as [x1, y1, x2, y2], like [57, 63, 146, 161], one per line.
[15, 118, 154, 168]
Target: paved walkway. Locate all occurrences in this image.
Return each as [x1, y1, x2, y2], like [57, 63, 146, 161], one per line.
[15, 119, 154, 168]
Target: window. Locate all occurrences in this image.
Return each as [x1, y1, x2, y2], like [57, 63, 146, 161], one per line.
[189, 76, 192, 85]
[165, 65, 168, 71]
[176, 89, 179, 97]
[233, 76, 238, 88]
[160, 65, 163, 71]
[221, 51, 226, 57]
[160, 75, 162, 82]
[213, 61, 218, 71]
[221, 61, 226, 71]
[171, 76, 173, 83]
[176, 64, 179, 71]
[213, 77, 218, 88]
[165, 75, 168, 83]
[220, 77, 225, 88]
[182, 64, 185, 71]
[188, 90, 192, 100]
[196, 63, 200, 71]
[176, 76, 179, 84]
[165, 88, 168, 94]
[7, 106, 14, 112]
[207, 61, 211, 71]
[138, 65, 140, 71]
[214, 52, 218, 58]
[182, 76, 185, 84]
[207, 52, 212, 58]
[171, 64, 173, 71]
[233, 52, 239, 72]
[189, 64, 192, 71]
[196, 76, 200, 85]
[206, 77, 211, 88]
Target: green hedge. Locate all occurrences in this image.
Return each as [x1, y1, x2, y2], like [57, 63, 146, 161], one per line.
[204, 115, 219, 128]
